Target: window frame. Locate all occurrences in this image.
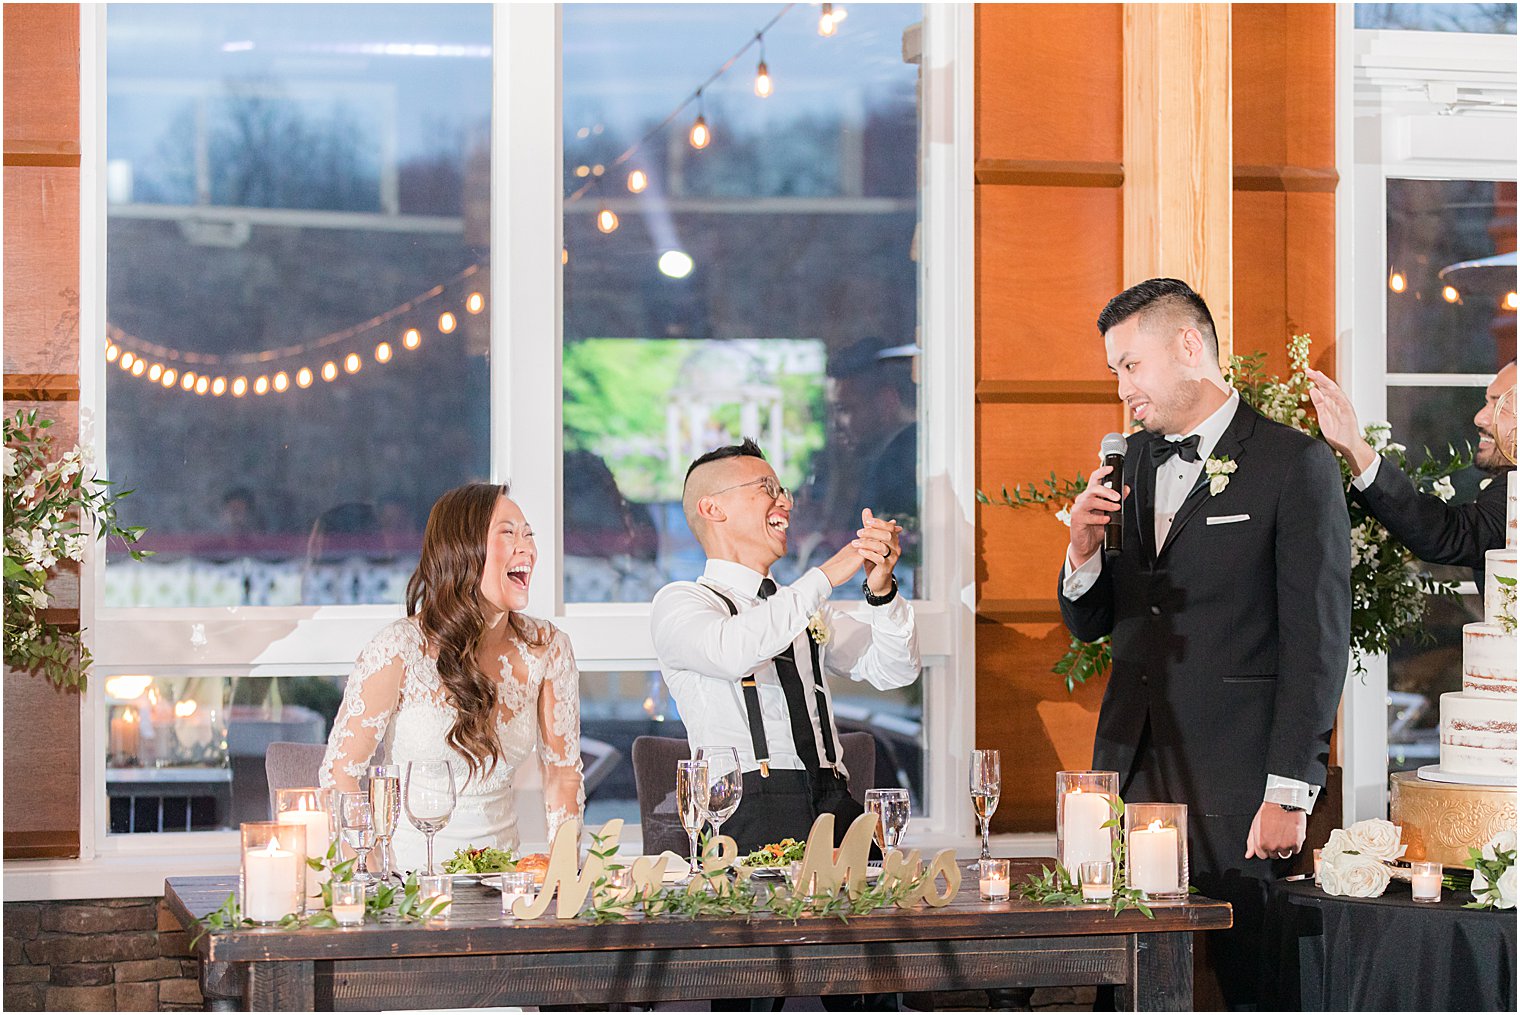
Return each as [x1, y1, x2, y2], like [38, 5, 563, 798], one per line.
[1340, 21, 1517, 826]
[6, 3, 976, 901]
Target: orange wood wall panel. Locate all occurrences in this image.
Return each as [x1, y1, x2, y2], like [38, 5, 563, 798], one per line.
[2, 4, 80, 146]
[976, 4, 1123, 163]
[977, 187, 1123, 382]
[3, 167, 82, 375]
[1285, 4, 1337, 169]
[1286, 192, 1339, 374]
[1231, 4, 1289, 167]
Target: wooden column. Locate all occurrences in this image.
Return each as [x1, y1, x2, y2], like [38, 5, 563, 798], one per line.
[4, 2, 84, 860]
[1122, 3, 1234, 360]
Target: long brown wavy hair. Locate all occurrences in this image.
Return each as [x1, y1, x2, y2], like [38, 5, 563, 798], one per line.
[406, 482, 548, 780]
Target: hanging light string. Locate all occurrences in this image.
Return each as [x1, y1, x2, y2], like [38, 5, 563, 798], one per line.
[105, 263, 488, 397]
[564, 2, 799, 209]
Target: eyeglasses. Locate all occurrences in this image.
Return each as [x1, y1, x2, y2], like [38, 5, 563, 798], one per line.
[709, 475, 790, 502]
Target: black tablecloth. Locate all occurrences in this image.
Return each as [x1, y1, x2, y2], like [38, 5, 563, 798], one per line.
[1265, 877, 1518, 1011]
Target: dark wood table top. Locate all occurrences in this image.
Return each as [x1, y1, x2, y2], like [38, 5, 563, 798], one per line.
[167, 859, 1232, 964]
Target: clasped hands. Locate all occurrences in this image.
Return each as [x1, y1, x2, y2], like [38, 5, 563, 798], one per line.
[1246, 802, 1306, 861]
[821, 508, 902, 594]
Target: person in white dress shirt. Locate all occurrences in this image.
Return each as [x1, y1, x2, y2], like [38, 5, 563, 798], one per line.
[650, 439, 921, 853]
[320, 483, 584, 873]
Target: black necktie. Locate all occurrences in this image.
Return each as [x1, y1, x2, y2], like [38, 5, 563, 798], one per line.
[757, 578, 825, 772]
[1150, 433, 1202, 466]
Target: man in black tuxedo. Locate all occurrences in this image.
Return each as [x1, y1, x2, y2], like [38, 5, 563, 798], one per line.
[1059, 279, 1351, 1009]
[1306, 361, 1515, 586]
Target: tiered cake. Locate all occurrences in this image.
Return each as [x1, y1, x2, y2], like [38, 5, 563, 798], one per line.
[1393, 471, 1520, 866]
[1427, 471, 1518, 783]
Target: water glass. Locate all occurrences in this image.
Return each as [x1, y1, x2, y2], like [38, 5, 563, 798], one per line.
[338, 792, 375, 884]
[694, 746, 743, 846]
[864, 788, 911, 852]
[404, 760, 457, 875]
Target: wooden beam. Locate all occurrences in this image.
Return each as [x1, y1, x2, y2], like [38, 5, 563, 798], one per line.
[1234, 164, 1338, 193]
[976, 598, 1065, 624]
[3, 373, 80, 400]
[3, 140, 82, 168]
[1123, 3, 1234, 360]
[975, 159, 1124, 189]
[976, 380, 1118, 404]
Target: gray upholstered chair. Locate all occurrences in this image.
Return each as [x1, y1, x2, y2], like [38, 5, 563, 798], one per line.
[631, 732, 878, 855]
[264, 741, 328, 817]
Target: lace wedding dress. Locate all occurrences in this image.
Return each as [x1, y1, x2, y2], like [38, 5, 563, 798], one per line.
[318, 616, 584, 872]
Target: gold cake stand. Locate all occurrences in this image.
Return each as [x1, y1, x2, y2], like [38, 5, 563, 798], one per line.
[1390, 770, 1518, 868]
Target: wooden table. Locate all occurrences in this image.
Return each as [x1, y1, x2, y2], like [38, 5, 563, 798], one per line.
[166, 860, 1231, 1012]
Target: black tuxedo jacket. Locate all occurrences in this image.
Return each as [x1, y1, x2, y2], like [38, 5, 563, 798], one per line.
[1058, 401, 1351, 818]
[1355, 457, 1510, 588]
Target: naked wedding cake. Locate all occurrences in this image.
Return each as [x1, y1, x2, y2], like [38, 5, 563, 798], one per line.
[1428, 470, 1518, 783]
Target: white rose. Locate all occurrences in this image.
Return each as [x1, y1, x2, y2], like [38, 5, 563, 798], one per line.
[1209, 475, 1229, 496]
[1431, 477, 1456, 503]
[1482, 829, 1517, 860]
[1, 445, 16, 478]
[1345, 818, 1406, 862]
[1319, 853, 1391, 898]
[1497, 868, 1517, 910]
[1320, 827, 1356, 863]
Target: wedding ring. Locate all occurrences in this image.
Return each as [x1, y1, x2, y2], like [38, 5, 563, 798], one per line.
[1275, 850, 1292, 859]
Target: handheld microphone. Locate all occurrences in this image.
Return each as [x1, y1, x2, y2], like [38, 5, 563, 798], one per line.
[1099, 432, 1127, 557]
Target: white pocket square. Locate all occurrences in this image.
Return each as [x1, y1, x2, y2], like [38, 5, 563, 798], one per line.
[1206, 513, 1250, 526]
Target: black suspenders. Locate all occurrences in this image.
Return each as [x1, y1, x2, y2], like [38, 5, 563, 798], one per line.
[709, 588, 772, 777]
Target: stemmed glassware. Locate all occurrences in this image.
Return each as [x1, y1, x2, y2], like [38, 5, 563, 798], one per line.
[367, 764, 401, 882]
[338, 791, 376, 885]
[865, 787, 911, 854]
[694, 746, 743, 848]
[404, 760, 457, 876]
[675, 758, 710, 878]
[969, 749, 1001, 873]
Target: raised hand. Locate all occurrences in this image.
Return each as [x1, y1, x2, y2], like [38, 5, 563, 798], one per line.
[854, 508, 903, 596]
[1068, 465, 1125, 567]
[1306, 368, 1377, 474]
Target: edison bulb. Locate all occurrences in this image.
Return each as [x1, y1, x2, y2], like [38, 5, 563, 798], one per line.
[322, 361, 338, 382]
[466, 292, 485, 314]
[1389, 271, 1407, 294]
[344, 352, 361, 374]
[1442, 285, 1460, 304]
[597, 207, 620, 234]
[438, 312, 457, 334]
[754, 61, 773, 98]
[296, 367, 314, 388]
[1506, 292, 1518, 311]
[819, 3, 837, 36]
[211, 377, 227, 396]
[273, 371, 290, 392]
[375, 342, 393, 363]
[147, 363, 163, 382]
[181, 372, 197, 391]
[195, 376, 210, 395]
[627, 169, 648, 194]
[689, 115, 711, 150]
[253, 375, 269, 395]
[403, 328, 422, 349]
[161, 369, 177, 388]
[106, 344, 120, 363]
[231, 377, 248, 397]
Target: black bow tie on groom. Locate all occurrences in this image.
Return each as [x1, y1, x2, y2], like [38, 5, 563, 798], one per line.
[1151, 433, 1203, 466]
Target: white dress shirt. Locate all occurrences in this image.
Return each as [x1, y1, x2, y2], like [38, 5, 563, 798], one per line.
[1352, 456, 1381, 490]
[1059, 390, 1319, 813]
[650, 558, 920, 778]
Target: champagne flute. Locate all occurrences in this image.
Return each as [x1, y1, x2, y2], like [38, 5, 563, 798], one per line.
[969, 749, 1001, 872]
[694, 746, 743, 848]
[675, 758, 710, 879]
[338, 791, 375, 885]
[404, 760, 457, 875]
[367, 764, 401, 883]
[865, 787, 911, 854]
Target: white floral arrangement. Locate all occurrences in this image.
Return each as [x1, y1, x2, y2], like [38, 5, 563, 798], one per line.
[1467, 830, 1516, 910]
[4, 410, 147, 690]
[806, 610, 830, 646]
[1204, 455, 1236, 496]
[1318, 818, 1407, 899]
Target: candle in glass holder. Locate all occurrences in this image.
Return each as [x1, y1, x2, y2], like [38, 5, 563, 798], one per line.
[331, 881, 366, 926]
[276, 788, 333, 902]
[979, 858, 1010, 901]
[1056, 771, 1118, 879]
[240, 822, 305, 925]
[1128, 819, 1181, 896]
[500, 872, 536, 918]
[1410, 861, 1442, 903]
[419, 873, 452, 917]
[1080, 859, 1114, 901]
[109, 706, 141, 765]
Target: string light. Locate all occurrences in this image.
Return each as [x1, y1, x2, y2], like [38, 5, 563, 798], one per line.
[231, 377, 247, 397]
[754, 38, 772, 98]
[253, 375, 269, 395]
[181, 372, 196, 391]
[321, 361, 338, 382]
[211, 377, 227, 396]
[120, 351, 136, 370]
[131, 359, 145, 377]
[195, 376, 209, 395]
[438, 312, 457, 334]
[1507, 292, 1518, 311]
[690, 91, 711, 150]
[403, 328, 422, 350]
[819, 3, 838, 36]
[465, 292, 485, 314]
[627, 169, 648, 194]
[344, 352, 362, 374]
[106, 344, 120, 363]
[273, 371, 290, 392]
[597, 205, 620, 234]
[1389, 271, 1407, 294]
[161, 368, 177, 388]
[375, 342, 393, 364]
[1442, 284, 1461, 304]
[147, 363, 163, 382]
[296, 367, 314, 388]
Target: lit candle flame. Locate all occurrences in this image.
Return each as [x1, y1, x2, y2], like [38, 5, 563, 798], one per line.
[1146, 818, 1164, 832]
[264, 836, 283, 855]
[174, 700, 197, 718]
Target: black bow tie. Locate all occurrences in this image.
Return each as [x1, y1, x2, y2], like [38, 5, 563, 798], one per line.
[757, 577, 778, 599]
[1151, 434, 1203, 465]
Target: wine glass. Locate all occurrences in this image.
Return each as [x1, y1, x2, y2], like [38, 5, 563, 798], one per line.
[969, 749, 1001, 872]
[367, 764, 401, 882]
[675, 758, 710, 879]
[338, 791, 375, 885]
[694, 746, 743, 848]
[865, 788, 910, 854]
[404, 760, 457, 875]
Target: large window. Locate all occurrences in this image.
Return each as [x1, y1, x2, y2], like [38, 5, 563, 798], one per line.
[78, 2, 970, 869]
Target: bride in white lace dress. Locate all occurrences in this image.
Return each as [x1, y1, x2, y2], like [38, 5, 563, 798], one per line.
[319, 484, 583, 872]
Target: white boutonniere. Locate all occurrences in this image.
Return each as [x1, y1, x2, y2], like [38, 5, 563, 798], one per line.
[807, 611, 830, 645]
[1204, 455, 1237, 496]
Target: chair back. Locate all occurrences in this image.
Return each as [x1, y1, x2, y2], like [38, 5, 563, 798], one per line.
[264, 741, 327, 817]
[631, 731, 883, 855]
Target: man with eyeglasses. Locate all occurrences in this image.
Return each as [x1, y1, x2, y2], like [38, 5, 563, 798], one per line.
[651, 438, 921, 853]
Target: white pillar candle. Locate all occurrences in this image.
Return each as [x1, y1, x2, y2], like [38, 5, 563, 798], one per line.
[243, 838, 302, 923]
[1062, 790, 1111, 875]
[1128, 820, 1180, 895]
[277, 806, 330, 899]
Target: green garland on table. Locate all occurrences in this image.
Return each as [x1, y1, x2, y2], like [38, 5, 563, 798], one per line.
[978, 334, 1468, 691]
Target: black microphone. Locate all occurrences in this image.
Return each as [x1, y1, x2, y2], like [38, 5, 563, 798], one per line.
[1100, 432, 1127, 557]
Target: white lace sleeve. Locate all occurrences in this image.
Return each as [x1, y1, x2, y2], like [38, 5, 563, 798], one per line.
[318, 621, 414, 794]
[537, 626, 584, 841]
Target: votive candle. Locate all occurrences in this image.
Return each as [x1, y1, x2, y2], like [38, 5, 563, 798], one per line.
[979, 858, 1010, 901]
[1080, 859, 1114, 901]
[1410, 861, 1442, 903]
[331, 881, 365, 926]
[419, 873, 452, 917]
[500, 872, 536, 918]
